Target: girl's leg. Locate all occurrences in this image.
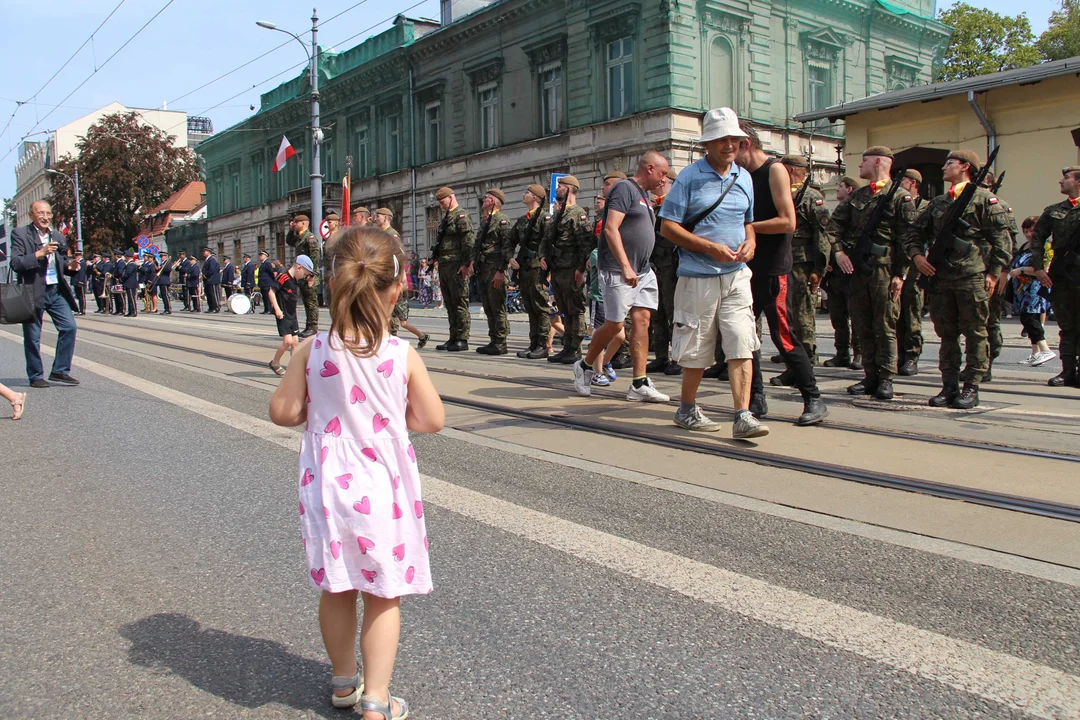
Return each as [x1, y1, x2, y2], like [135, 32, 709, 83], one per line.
[360, 593, 402, 719]
[320, 589, 361, 691]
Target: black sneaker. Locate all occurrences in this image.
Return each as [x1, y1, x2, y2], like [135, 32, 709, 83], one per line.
[30, 378, 51, 389]
[48, 372, 80, 385]
[417, 334, 430, 349]
[929, 386, 960, 408]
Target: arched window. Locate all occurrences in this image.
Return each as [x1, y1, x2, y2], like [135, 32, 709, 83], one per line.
[709, 37, 735, 109]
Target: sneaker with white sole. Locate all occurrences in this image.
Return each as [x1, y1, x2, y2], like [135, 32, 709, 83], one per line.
[1031, 349, 1056, 367]
[732, 409, 770, 440]
[604, 363, 617, 381]
[673, 405, 724, 432]
[573, 360, 594, 396]
[1018, 354, 1035, 365]
[626, 377, 670, 403]
[591, 373, 611, 387]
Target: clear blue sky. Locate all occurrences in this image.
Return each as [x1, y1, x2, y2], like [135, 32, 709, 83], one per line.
[0, 0, 1063, 204]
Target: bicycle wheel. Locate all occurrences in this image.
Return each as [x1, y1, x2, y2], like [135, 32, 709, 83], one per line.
[251, 291, 262, 308]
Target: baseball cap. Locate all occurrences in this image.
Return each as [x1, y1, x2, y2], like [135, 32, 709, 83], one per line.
[701, 107, 748, 143]
[295, 254, 316, 273]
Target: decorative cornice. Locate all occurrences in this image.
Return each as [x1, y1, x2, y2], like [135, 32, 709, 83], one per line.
[465, 57, 505, 87]
[588, 3, 641, 44]
[885, 54, 921, 85]
[522, 35, 568, 70]
[409, 0, 549, 60]
[800, 27, 849, 63]
[697, 1, 752, 35]
[414, 79, 446, 103]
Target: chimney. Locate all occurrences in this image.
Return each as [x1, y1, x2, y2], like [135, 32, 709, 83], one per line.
[440, 0, 496, 24]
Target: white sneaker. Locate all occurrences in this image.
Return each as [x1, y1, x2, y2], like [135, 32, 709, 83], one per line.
[573, 360, 593, 396]
[732, 410, 770, 440]
[1031, 350, 1057, 367]
[674, 405, 724, 432]
[626, 377, 670, 403]
[1018, 354, 1035, 365]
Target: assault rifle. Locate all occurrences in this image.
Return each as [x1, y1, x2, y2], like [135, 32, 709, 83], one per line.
[428, 210, 449, 263]
[849, 165, 907, 272]
[918, 146, 1000, 291]
[990, 170, 1006, 194]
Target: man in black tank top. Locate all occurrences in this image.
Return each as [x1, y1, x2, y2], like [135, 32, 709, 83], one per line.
[735, 122, 828, 426]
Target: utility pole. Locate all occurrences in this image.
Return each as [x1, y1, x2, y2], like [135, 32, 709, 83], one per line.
[309, 7, 323, 262]
[73, 165, 83, 253]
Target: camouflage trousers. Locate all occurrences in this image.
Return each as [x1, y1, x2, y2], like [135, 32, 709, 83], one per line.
[789, 262, 819, 364]
[551, 267, 587, 354]
[477, 262, 509, 346]
[896, 271, 923, 364]
[389, 292, 409, 336]
[927, 274, 990, 388]
[649, 261, 677, 361]
[826, 273, 861, 357]
[300, 279, 320, 331]
[850, 265, 899, 380]
[518, 267, 551, 349]
[987, 291, 1004, 360]
[1051, 281, 1080, 359]
[438, 262, 470, 343]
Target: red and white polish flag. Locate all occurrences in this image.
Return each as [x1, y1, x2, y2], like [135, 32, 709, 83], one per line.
[272, 135, 297, 173]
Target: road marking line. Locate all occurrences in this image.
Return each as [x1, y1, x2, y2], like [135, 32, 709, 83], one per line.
[6, 330, 1079, 717]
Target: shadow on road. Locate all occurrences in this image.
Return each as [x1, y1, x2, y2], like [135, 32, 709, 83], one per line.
[121, 612, 337, 717]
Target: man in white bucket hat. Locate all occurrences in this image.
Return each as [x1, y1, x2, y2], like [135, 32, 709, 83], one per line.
[657, 108, 769, 439]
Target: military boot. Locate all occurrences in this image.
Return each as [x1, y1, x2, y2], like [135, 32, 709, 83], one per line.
[849, 354, 863, 371]
[823, 353, 851, 368]
[797, 397, 828, 426]
[847, 375, 878, 395]
[525, 346, 550, 360]
[897, 359, 918, 376]
[702, 361, 726, 378]
[1048, 357, 1078, 387]
[547, 348, 568, 363]
[610, 352, 633, 370]
[950, 384, 979, 410]
[663, 361, 683, 376]
[929, 383, 960, 408]
[436, 341, 451, 351]
[770, 370, 795, 387]
[475, 343, 498, 355]
[875, 378, 895, 400]
[516, 345, 536, 358]
[646, 357, 669, 373]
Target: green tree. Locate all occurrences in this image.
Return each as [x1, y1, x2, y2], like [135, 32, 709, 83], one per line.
[2, 197, 16, 226]
[937, 2, 1041, 81]
[1036, 0, 1080, 61]
[48, 111, 199, 253]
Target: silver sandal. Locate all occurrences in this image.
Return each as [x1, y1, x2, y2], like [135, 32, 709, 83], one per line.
[330, 672, 364, 709]
[359, 691, 409, 720]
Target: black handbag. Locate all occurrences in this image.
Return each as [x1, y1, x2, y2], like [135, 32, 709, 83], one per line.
[0, 281, 36, 324]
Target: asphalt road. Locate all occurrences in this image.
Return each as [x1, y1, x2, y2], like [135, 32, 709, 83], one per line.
[1, 330, 1077, 719]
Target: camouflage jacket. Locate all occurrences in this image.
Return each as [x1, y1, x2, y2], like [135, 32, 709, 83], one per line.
[792, 185, 831, 271]
[474, 210, 513, 268]
[902, 184, 1013, 279]
[995, 194, 1019, 258]
[1030, 198, 1080, 282]
[828, 181, 918, 278]
[540, 203, 592, 272]
[431, 206, 474, 265]
[288, 229, 321, 265]
[511, 208, 549, 270]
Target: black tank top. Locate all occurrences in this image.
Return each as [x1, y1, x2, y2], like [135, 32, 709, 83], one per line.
[748, 158, 793, 276]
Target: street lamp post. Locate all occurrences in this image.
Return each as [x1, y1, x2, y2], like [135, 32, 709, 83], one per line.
[46, 166, 83, 253]
[257, 8, 323, 261]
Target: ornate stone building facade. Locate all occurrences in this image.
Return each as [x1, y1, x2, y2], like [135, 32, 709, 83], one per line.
[197, 0, 950, 260]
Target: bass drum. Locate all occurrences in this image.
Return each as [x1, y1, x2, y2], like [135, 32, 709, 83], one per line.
[228, 293, 253, 315]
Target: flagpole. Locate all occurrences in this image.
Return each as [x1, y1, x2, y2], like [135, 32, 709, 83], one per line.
[74, 165, 83, 253]
[309, 7, 323, 279]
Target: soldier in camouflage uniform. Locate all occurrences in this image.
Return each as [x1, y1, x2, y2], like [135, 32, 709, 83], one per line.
[540, 175, 592, 364]
[286, 214, 321, 338]
[896, 170, 926, 376]
[377, 208, 430, 348]
[430, 187, 475, 351]
[823, 177, 863, 370]
[979, 168, 1019, 382]
[509, 184, 551, 359]
[828, 147, 918, 400]
[1030, 165, 1080, 388]
[779, 155, 830, 375]
[646, 168, 681, 375]
[472, 189, 514, 354]
[904, 150, 1012, 409]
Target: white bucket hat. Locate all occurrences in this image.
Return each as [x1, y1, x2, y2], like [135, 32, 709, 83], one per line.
[701, 107, 749, 143]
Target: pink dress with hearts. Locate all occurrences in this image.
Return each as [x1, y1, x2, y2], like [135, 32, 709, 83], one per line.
[298, 332, 431, 597]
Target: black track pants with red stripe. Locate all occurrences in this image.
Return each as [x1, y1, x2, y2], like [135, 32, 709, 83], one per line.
[750, 273, 821, 400]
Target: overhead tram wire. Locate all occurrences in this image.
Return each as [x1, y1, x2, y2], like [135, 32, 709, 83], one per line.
[0, 0, 129, 144]
[0, 0, 178, 166]
[166, 0, 379, 108]
[157, 0, 435, 141]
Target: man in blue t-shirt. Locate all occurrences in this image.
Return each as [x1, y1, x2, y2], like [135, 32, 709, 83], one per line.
[657, 108, 768, 440]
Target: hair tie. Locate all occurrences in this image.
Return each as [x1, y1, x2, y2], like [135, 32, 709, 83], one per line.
[393, 255, 400, 277]
[358, 260, 367, 269]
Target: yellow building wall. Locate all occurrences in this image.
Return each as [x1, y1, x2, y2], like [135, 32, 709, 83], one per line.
[840, 74, 1080, 223]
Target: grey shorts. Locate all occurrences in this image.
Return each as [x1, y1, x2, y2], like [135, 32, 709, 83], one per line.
[599, 268, 658, 324]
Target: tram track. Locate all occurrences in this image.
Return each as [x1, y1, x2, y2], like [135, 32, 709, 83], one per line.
[74, 320, 1080, 464]
[69, 322, 1080, 524]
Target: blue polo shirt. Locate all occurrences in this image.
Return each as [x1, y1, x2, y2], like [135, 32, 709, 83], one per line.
[658, 158, 755, 277]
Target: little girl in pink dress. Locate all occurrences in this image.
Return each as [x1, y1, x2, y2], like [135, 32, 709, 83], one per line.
[271, 226, 445, 720]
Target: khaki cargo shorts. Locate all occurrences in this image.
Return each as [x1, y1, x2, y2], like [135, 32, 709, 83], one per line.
[671, 268, 760, 368]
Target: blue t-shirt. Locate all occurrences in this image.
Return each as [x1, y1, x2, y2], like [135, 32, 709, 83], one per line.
[658, 159, 754, 277]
